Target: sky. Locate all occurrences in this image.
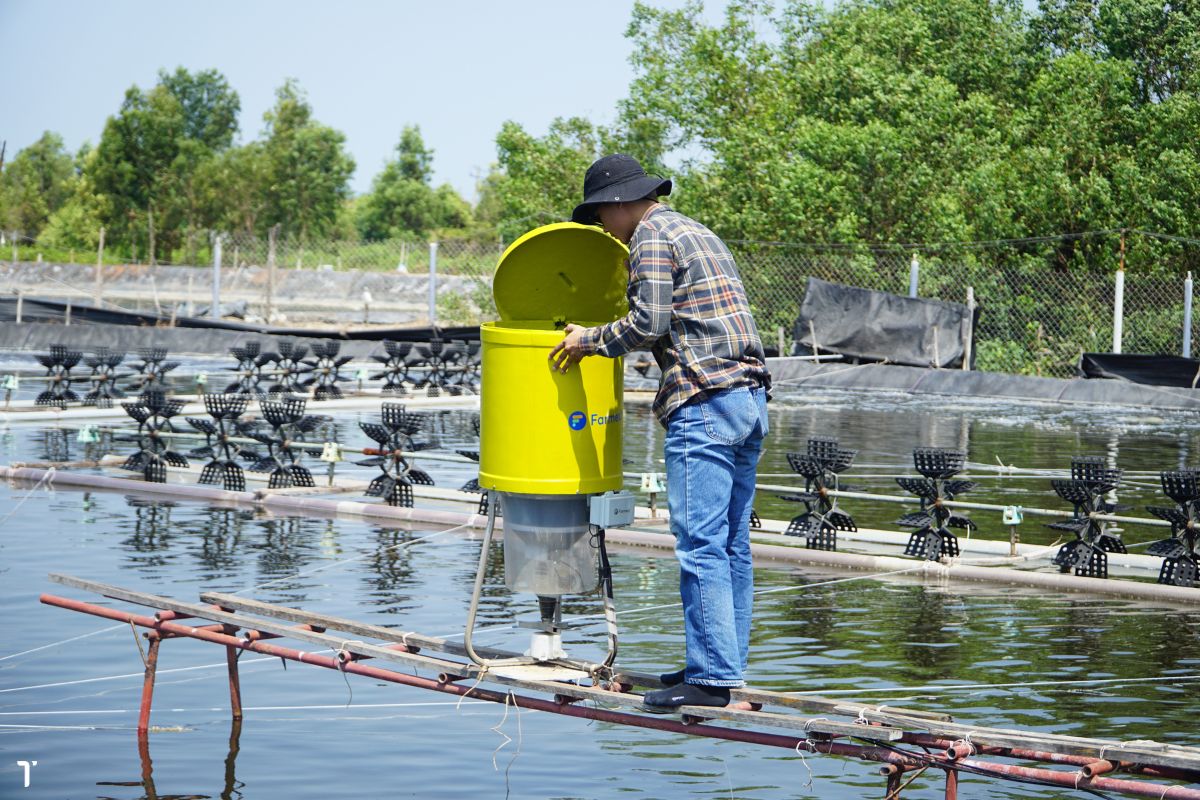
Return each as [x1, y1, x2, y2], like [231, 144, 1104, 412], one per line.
[1, 0, 725, 202]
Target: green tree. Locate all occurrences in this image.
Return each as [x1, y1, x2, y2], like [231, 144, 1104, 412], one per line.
[157, 67, 242, 260]
[356, 126, 471, 239]
[196, 142, 270, 235]
[158, 66, 240, 151]
[37, 144, 108, 252]
[1097, 0, 1200, 103]
[91, 84, 185, 262]
[0, 131, 75, 237]
[478, 116, 665, 241]
[261, 79, 355, 240]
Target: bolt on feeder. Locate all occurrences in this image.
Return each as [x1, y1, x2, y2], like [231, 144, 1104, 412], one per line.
[468, 222, 636, 675]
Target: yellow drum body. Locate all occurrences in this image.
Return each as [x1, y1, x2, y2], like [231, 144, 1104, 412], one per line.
[479, 321, 623, 494]
[479, 222, 630, 496]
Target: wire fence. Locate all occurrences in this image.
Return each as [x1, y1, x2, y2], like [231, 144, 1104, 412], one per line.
[729, 238, 1194, 377]
[3, 228, 1196, 378]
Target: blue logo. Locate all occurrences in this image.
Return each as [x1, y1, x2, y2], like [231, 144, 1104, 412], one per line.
[568, 411, 587, 430]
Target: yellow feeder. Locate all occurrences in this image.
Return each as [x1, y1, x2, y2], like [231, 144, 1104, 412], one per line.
[468, 222, 635, 668]
[479, 222, 629, 496]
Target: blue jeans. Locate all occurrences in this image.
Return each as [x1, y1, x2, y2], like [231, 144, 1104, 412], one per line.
[664, 385, 768, 687]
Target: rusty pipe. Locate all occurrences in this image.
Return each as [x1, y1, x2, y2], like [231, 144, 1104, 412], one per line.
[40, 592, 1200, 800]
[945, 740, 975, 760]
[1083, 760, 1118, 778]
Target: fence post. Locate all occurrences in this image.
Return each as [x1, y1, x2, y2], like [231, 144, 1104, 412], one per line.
[211, 233, 223, 321]
[908, 253, 919, 298]
[428, 241, 438, 329]
[15, 289, 22, 323]
[961, 286, 975, 370]
[93, 226, 105, 306]
[1184, 271, 1194, 359]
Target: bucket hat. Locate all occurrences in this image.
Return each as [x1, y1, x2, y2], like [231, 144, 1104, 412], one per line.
[571, 154, 672, 224]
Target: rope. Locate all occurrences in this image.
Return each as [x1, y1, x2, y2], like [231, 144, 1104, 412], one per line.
[490, 691, 514, 770]
[457, 667, 490, 713]
[235, 520, 474, 595]
[770, 359, 892, 386]
[0, 624, 124, 663]
[128, 620, 148, 669]
[0, 516, 475, 668]
[785, 672, 1200, 698]
[563, 565, 931, 629]
[0, 653, 284, 694]
[0, 466, 55, 528]
[884, 765, 929, 800]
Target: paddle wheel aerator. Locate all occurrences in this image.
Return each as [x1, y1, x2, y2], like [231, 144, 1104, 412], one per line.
[186, 394, 250, 492]
[896, 447, 977, 561]
[780, 436, 858, 550]
[1048, 456, 1128, 578]
[34, 344, 83, 407]
[357, 403, 436, 507]
[300, 341, 353, 400]
[225, 342, 270, 395]
[83, 348, 126, 408]
[1146, 470, 1200, 587]
[124, 347, 180, 391]
[120, 391, 189, 483]
[240, 395, 323, 488]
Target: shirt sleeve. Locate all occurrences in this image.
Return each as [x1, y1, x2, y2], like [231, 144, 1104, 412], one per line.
[578, 224, 673, 358]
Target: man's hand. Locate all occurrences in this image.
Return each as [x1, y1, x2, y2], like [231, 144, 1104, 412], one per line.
[548, 323, 591, 373]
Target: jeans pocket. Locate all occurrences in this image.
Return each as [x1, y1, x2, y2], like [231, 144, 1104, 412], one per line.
[700, 388, 756, 445]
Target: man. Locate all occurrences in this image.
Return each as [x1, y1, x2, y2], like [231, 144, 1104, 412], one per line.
[549, 154, 770, 711]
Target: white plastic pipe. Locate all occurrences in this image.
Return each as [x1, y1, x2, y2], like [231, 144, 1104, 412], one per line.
[1112, 268, 1125, 354]
[1184, 271, 1194, 359]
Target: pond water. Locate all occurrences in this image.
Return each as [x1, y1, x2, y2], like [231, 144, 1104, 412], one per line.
[1, 389, 1199, 799]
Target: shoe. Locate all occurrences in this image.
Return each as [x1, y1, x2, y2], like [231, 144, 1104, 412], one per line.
[659, 668, 685, 686]
[642, 682, 731, 714]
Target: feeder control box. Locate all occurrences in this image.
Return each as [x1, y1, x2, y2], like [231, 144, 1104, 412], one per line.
[589, 491, 636, 529]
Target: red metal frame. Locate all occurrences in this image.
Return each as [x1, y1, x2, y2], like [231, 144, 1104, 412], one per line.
[41, 592, 1200, 800]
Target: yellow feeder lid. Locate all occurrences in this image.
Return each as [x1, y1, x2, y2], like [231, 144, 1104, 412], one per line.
[493, 222, 629, 323]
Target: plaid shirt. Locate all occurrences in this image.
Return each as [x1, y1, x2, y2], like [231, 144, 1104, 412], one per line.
[580, 205, 770, 426]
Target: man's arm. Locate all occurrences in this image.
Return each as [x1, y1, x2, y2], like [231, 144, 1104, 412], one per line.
[580, 225, 673, 357]
[549, 224, 672, 373]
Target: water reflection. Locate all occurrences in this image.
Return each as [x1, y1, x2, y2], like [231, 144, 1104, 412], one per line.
[360, 526, 420, 613]
[94, 721, 244, 800]
[186, 509, 253, 574]
[122, 499, 178, 558]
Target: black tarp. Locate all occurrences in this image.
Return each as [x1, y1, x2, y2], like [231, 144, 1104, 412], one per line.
[792, 277, 977, 368]
[0, 295, 478, 341]
[1079, 352, 1200, 388]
